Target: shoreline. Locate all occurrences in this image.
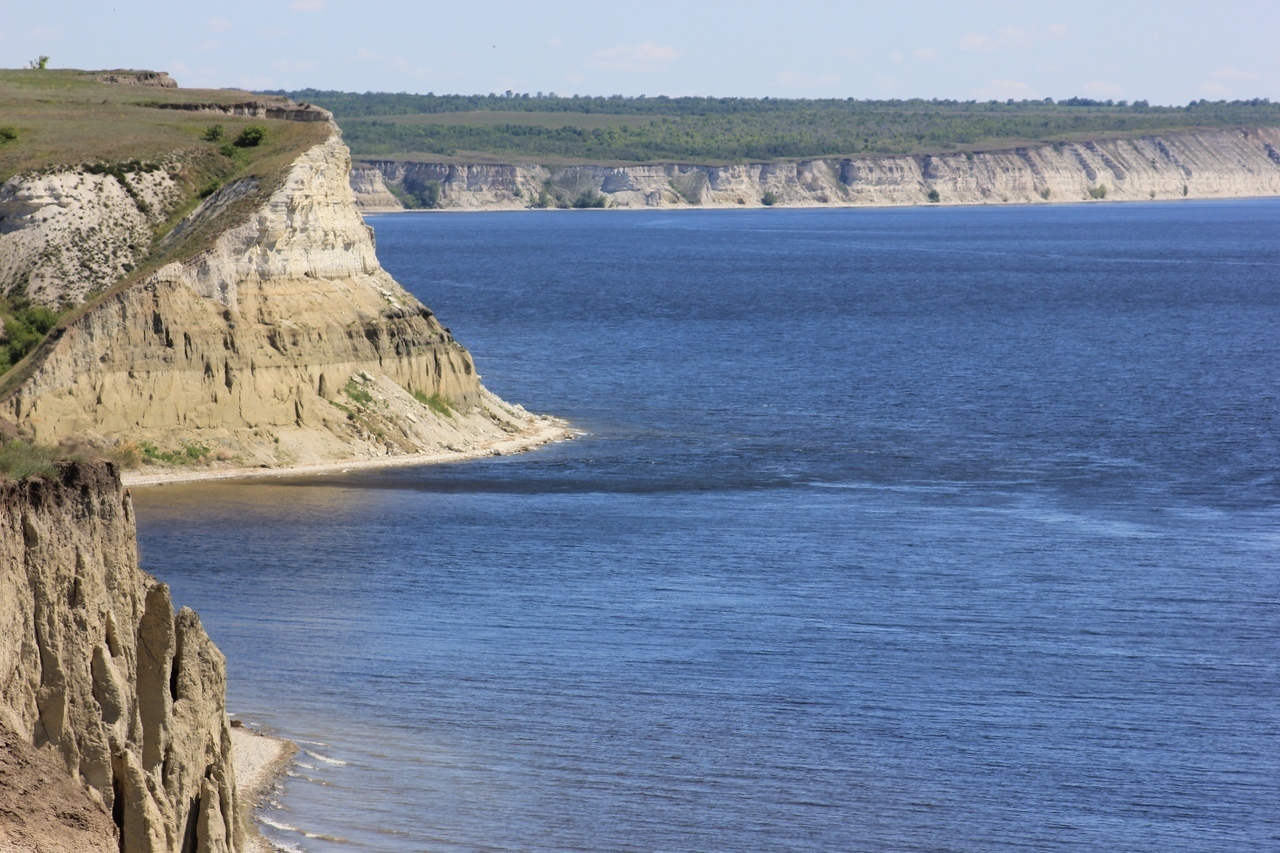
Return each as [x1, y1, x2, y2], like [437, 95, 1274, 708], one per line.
[230, 723, 297, 853]
[122, 417, 576, 488]
[357, 192, 1280, 215]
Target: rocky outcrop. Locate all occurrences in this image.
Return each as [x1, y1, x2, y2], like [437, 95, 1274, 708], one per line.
[95, 71, 179, 88]
[0, 461, 241, 852]
[151, 102, 331, 122]
[352, 127, 1280, 210]
[2, 130, 554, 470]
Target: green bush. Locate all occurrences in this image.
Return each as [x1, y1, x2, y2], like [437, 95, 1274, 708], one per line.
[926, 188, 941, 203]
[1089, 184, 1108, 199]
[0, 127, 17, 143]
[761, 190, 779, 206]
[572, 190, 606, 208]
[202, 124, 224, 142]
[233, 126, 267, 148]
[0, 300, 60, 374]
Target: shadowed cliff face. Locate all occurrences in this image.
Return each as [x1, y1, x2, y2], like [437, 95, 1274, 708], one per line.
[2, 132, 542, 469]
[351, 127, 1280, 210]
[0, 462, 240, 853]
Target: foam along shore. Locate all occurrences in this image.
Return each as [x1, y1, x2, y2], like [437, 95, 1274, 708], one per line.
[229, 724, 296, 853]
[122, 415, 575, 487]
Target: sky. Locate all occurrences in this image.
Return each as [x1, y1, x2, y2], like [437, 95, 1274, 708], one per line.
[2, 0, 1278, 105]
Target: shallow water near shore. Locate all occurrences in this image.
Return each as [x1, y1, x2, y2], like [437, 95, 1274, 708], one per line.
[134, 202, 1280, 851]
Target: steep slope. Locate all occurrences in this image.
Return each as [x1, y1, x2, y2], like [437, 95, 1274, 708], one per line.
[0, 461, 240, 853]
[0, 129, 562, 475]
[351, 127, 1280, 210]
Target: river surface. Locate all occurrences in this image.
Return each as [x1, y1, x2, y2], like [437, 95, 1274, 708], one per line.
[133, 202, 1280, 851]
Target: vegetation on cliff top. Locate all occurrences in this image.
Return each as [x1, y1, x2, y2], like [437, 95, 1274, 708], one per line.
[0, 68, 330, 386]
[270, 89, 1280, 165]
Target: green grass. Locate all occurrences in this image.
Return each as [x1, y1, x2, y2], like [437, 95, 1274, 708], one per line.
[0, 439, 74, 480]
[413, 389, 454, 418]
[137, 440, 212, 465]
[344, 380, 374, 406]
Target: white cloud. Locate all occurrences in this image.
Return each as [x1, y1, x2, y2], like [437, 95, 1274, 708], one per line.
[912, 48, 937, 61]
[961, 24, 1067, 52]
[208, 17, 232, 34]
[290, 0, 325, 12]
[586, 41, 681, 73]
[840, 47, 866, 61]
[1198, 80, 1232, 97]
[973, 79, 1033, 99]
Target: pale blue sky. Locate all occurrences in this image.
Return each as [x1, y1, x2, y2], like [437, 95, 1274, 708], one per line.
[2, 1, 1277, 105]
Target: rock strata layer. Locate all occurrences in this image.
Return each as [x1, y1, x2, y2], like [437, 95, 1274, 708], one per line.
[351, 127, 1280, 210]
[0, 461, 240, 852]
[2, 129, 550, 470]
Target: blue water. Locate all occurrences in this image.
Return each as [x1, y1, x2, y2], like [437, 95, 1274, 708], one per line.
[134, 202, 1280, 851]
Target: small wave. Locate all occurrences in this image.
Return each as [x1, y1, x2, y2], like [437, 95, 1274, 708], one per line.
[295, 739, 330, 748]
[295, 762, 316, 770]
[302, 749, 348, 766]
[259, 817, 301, 833]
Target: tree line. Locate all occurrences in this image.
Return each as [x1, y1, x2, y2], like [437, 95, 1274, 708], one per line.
[265, 90, 1280, 163]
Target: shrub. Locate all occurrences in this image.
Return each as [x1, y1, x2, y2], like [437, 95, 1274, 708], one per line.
[0, 127, 17, 143]
[572, 190, 606, 209]
[1040, 187, 1051, 200]
[418, 179, 442, 209]
[926, 188, 941, 203]
[761, 190, 778, 206]
[233, 126, 267, 148]
[202, 124, 224, 142]
[27, 56, 49, 70]
[1089, 184, 1108, 199]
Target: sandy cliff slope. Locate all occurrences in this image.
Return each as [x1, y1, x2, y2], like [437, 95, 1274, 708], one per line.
[0, 128, 563, 476]
[0, 462, 240, 853]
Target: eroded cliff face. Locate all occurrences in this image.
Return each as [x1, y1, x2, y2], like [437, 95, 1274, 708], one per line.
[352, 127, 1280, 210]
[0, 461, 240, 853]
[0, 166, 184, 307]
[3, 132, 549, 468]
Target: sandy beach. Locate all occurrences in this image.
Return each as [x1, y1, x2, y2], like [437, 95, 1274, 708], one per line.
[230, 724, 297, 853]
[122, 418, 575, 488]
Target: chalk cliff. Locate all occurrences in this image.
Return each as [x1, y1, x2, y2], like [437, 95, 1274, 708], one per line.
[1, 129, 559, 471]
[351, 127, 1280, 210]
[0, 461, 240, 853]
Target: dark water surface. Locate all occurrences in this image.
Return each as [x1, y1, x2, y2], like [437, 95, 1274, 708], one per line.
[134, 203, 1280, 851]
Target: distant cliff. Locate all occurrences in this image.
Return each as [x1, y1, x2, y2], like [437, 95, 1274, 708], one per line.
[350, 127, 1280, 211]
[0, 462, 240, 852]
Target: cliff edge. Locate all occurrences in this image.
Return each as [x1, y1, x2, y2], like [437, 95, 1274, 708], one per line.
[0, 76, 564, 480]
[0, 461, 240, 852]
